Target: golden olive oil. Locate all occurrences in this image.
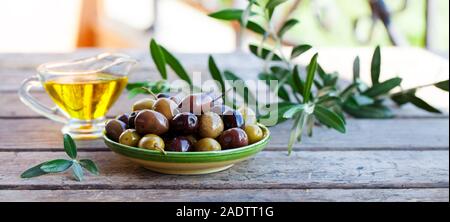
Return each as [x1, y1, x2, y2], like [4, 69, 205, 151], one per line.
[44, 73, 128, 120]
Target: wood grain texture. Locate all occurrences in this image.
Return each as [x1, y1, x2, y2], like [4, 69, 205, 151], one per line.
[1, 151, 448, 190]
[0, 118, 447, 151]
[0, 189, 447, 202]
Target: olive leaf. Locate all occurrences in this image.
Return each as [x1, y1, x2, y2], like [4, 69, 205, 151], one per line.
[208, 9, 243, 21]
[21, 134, 99, 181]
[278, 19, 299, 38]
[353, 56, 360, 82]
[40, 159, 73, 173]
[224, 70, 257, 106]
[160, 46, 192, 85]
[208, 55, 226, 94]
[291, 45, 312, 59]
[246, 21, 266, 35]
[249, 44, 282, 61]
[80, 159, 100, 176]
[363, 77, 402, 98]
[303, 53, 319, 103]
[150, 39, 167, 80]
[63, 134, 77, 159]
[435, 80, 449, 92]
[314, 105, 346, 133]
[371, 46, 381, 85]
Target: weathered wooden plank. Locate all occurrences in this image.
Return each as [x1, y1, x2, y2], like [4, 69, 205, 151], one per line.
[0, 151, 448, 190]
[1, 91, 447, 118]
[0, 189, 447, 202]
[0, 118, 447, 151]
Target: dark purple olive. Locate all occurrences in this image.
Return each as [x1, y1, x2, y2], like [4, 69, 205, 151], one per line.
[166, 137, 192, 152]
[105, 119, 127, 142]
[170, 112, 199, 135]
[222, 110, 245, 129]
[217, 128, 249, 150]
[116, 113, 129, 127]
[134, 110, 169, 136]
[178, 93, 214, 115]
[128, 111, 139, 129]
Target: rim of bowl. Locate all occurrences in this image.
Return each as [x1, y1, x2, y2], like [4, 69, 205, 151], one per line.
[104, 124, 271, 157]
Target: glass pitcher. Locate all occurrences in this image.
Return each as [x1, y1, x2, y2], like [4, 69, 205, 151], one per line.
[19, 53, 137, 140]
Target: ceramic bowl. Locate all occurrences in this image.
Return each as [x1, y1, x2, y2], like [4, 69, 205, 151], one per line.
[104, 124, 271, 175]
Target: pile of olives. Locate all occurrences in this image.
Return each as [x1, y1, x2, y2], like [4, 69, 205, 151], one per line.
[105, 93, 264, 153]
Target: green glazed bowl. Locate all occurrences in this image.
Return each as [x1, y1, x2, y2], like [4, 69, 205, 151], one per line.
[104, 124, 271, 175]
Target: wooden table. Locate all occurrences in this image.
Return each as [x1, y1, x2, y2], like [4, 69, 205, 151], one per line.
[0, 48, 448, 202]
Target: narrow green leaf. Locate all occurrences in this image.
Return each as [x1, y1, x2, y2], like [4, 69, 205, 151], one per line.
[160, 46, 192, 85]
[246, 21, 266, 35]
[306, 115, 315, 137]
[80, 159, 100, 175]
[371, 46, 381, 85]
[291, 45, 312, 59]
[249, 44, 282, 61]
[340, 83, 359, 100]
[278, 19, 299, 38]
[353, 56, 360, 82]
[283, 105, 305, 119]
[303, 53, 319, 103]
[292, 65, 305, 97]
[363, 77, 402, 98]
[407, 95, 442, 114]
[266, 0, 288, 10]
[208, 56, 226, 94]
[150, 39, 167, 80]
[314, 105, 346, 133]
[63, 134, 77, 159]
[391, 90, 416, 106]
[21, 163, 48, 179]
[72, 161, 84, 182]
[208, 9, 243, 21]
[435, 80, 449, 92]
[344, 103, 394, 119]
[127, 87, 148, 99]
[40, 159, 73, 173]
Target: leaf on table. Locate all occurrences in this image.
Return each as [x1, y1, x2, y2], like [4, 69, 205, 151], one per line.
[363, 77, 402, 98]
[150, 39, 167, 80]
[292, 65, 305, 98]
[344, 103, 395, 119]
[21, 163, 48, 179]
[40, 159, 73, 173]
[288, 111, 307, 155]
[72, 161, 84, 182]
[63, 134, 77, 159]
[283, 104, 305, 119]
[314, 105, 346, 133]
[80, 159, 100, 176]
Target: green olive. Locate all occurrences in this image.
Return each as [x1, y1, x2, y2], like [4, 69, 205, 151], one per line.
[194, 138, 221, 152]
[238, 106, 257, 125]
[153, 98, 179, 121]
[119, 129, 141, 147]
[199, 112, 224, 138]
[132, 98, 156, 111]
[244, 124, 264, 144]
[139, 134, 165, 152]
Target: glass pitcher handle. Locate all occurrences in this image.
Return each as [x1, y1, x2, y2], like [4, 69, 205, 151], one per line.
[18, 76, 68, 124]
